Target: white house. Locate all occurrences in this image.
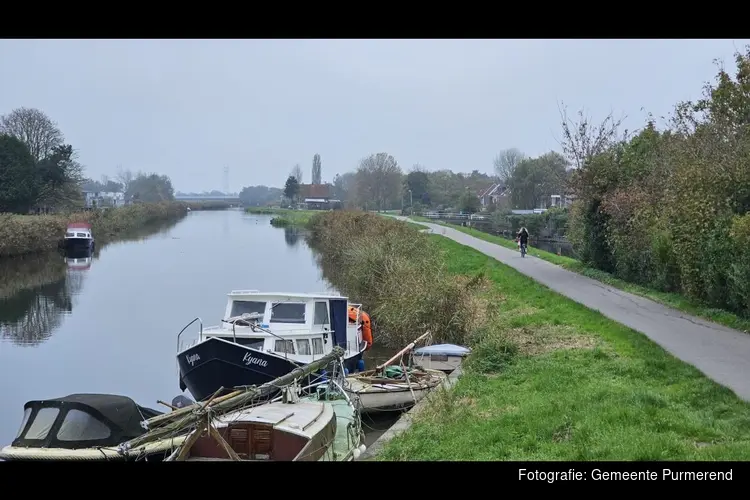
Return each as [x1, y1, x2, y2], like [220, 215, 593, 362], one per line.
[83, 191, 126, 208]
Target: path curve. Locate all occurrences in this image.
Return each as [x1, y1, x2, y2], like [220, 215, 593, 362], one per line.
[401, 216, 750, 402]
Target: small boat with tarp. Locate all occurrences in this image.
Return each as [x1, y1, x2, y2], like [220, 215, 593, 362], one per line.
[343, 332, 447, 413]
[412, 343, 471, 373]
[0, 394, 176, 461]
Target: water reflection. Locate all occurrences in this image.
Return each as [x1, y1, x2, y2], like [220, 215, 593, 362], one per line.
[0, 218, 182, 347]
[284, 226, 302, 247]
[0, 250, 85, 347]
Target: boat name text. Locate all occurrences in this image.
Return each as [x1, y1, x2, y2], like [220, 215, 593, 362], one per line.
[186, 354, 201, 366]
[242, 352, 268, 368]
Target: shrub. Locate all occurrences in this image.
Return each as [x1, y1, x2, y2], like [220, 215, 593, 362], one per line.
[307, 210, 489, 348]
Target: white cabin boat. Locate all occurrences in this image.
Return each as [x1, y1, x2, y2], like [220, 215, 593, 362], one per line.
[61, 222, 95, 252]
[176, 291, 370, 402]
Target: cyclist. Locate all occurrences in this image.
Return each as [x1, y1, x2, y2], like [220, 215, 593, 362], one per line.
[517, 227, 529, 257]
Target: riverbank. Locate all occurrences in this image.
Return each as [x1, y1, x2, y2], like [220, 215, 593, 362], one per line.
[182, 200, 233, 211]
[411, 216, 750, 335]
[308, 211, 750, 460]
[0, 202, 188, 258]
[245, 207, 319, 228]
[376, 233, 750, 460]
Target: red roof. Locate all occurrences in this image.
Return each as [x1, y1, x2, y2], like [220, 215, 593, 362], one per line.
[299, 184, 332, 199]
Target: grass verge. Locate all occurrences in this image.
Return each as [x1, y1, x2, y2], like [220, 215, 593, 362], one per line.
[410, 216, 750, 334]
[376, 235, 750, 460]
[0, 202, 188, 259]
[183, 200, 233, 210]
[246, 207, 322, 228]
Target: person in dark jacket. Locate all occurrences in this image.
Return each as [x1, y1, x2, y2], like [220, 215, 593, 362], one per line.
[517, 227, 529, 253]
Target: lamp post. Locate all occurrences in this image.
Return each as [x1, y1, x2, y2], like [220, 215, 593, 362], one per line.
[408, 189, 413, 216]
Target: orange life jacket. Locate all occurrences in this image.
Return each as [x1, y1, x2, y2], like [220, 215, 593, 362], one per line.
[348, 306, 373, 350]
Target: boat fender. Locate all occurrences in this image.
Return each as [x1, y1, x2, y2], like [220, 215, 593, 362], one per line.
[321, 369, 328, 381]
[344, 367, 349, 375]
[357, 359, 366, 372]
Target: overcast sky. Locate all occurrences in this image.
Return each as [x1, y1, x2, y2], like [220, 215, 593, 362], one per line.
[1, 39, 748, 193]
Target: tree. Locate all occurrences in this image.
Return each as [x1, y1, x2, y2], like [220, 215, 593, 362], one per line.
[239, 185, 283, 206]
[405, 165, 430, 207]
[459, 188, 481, 213]
[493, 148, 525, 184]
[312, 154, 322, 185]
[116, 166, 135, 194]
[291, 164, 303, 184]
[0, 134, 38, 213]
[125, 173, 175, 203]
[508, 151, 568, 209]
[284, 175, 300, 203]
[355, 153, 403, 211]
[0, 107, 64, 163]
[35, 144, 84, 209]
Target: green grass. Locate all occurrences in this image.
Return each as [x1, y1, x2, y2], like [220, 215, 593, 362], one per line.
[245, 207, 318, 228]
[408, 216, 750, 334]
[376, 236, 750, 460]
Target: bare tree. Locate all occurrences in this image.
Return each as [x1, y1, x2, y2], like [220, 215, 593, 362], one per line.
[493, 148, 525, 184]
[558, 102, 627, 170]
[116, 165, 135, 194]
[291, 164, 303, 184]
[0, 107, 64, 163]
[355, 152, 403, 211]
[311, 154, 322, 184]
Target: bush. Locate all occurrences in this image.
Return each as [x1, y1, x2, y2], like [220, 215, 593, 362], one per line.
[0, 201, 187, 258]
[307, 210, 490, 348]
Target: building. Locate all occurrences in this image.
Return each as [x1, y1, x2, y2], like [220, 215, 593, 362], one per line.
[297, 183, 341, 210]
[477, 183, 510, 210]
[83, 190, 126, 209]
[549, 194, 575, 209]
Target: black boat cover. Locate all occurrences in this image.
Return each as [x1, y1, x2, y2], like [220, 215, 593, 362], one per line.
[12, 393, 163, 450]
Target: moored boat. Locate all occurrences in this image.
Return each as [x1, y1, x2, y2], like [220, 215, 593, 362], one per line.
[0, 394, 181, 461]
[59, 222, 95, 252]
[412, 343, 471, 373]
[176, 290, 372, 402]
[343, 331, 447, 413]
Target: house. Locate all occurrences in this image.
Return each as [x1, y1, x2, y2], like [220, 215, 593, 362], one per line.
[297, 183, 340, 210]
[83, 190, 126, 209]
[477, 183, 510, 210]
[549, 194, 575, 209]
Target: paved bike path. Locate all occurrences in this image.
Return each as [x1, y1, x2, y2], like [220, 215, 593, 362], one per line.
[401, 217, 750, 402]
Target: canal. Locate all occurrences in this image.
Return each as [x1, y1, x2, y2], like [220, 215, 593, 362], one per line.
[0, 209, 399, 450]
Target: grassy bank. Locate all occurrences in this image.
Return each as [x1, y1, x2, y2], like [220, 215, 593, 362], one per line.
[0, 202, 188, 258]
[375, 235, 750, 460]
[411, 216, 750, 334]
[183, 200, 233, 211]
[246, 207, 319, 229]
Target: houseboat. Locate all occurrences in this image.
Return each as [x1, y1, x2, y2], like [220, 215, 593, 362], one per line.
[60, 222, 94, 252]
[176, 291, 371, 402]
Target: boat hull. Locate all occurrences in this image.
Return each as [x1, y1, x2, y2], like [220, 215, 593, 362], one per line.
[345, 385, 433, 413]
[177, 337, 365, 402]
[61, 237, 94, 252]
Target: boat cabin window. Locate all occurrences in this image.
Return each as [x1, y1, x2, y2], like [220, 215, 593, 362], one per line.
[57, 409, 111, 441]
[15, 408, 32, 439]
[24, 407, 60, 440]
[313, 301, 329, 325]
[275, 339, 295, 354]
[297, 339, 311, 355]
[230, 300, 266, 319]
[76, 232, 87, 238]
[270, 302, 306, 324]
[312, 337, 324, 355]
[66, 232, 75, 237]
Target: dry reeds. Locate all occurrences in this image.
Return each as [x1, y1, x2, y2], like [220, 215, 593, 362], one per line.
[307, 211, 489, 348]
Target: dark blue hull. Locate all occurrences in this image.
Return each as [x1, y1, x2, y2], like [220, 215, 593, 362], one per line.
[177, 337, 365, 402]
[61, 238, 94, 252]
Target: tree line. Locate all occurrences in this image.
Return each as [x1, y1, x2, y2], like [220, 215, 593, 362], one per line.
[559, 47, 750, 318]
[0, 107, 176, 214]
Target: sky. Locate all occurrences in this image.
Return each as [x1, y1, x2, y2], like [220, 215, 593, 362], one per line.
[1, 39, 748, 193]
